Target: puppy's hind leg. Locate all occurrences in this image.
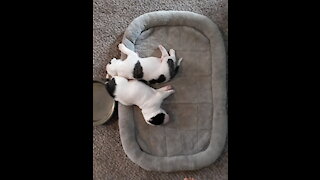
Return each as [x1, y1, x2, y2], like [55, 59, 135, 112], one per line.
[169, 49, 175, 58]
[157, 85, 175, 100]
[159, 45, 169, 60]
[156, 85, 173, 92]
[160, 89, 175, 100]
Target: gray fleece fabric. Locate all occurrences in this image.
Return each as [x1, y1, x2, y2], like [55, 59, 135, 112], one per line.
[118, 11, 227, 172]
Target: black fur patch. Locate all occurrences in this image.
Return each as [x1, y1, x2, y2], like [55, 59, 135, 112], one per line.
[138, 79, 149, 85]
[105, 78, 116, 98]
[157, 74, 166, 83]
[149, 74, 166, 84]
[174, 66, 180, 75]
[148, 113, 165, 125]
[167, 58, 175, 79]
[133, 61, 143, 79]
[149, 79, 157, 84]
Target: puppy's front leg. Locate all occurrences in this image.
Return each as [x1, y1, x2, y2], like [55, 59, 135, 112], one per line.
[118, 43, 136, 56]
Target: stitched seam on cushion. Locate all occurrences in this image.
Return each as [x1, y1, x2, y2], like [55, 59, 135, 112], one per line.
[131, 25, 211, 47]
[196, 104, 199, 152]
[164, 126, 167, 156]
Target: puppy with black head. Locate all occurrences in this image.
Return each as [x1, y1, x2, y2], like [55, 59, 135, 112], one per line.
[105, 76, 174, 125]
[106, 43, 183, 84]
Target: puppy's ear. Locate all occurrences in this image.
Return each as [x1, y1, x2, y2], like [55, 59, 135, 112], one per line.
[148, 113, 165, 125]
[105, 78, 116, 98]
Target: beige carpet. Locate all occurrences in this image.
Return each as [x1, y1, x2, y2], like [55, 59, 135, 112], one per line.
[93, 0, 228, 179]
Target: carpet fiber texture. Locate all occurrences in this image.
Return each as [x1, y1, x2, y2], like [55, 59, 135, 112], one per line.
[93, 0, 228, 179]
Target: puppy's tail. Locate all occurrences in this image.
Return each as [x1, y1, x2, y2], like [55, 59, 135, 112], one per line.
[175, 57, 183, 74]
[168, 57, 183, 79]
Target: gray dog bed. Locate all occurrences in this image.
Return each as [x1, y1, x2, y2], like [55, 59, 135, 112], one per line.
[118, 11, 227, 172]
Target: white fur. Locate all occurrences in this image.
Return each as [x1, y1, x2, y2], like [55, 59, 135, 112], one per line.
[106, 43, 182, 82]
[111, 76, 175, 125]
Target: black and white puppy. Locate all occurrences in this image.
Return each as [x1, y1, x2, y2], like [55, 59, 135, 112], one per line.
[105, 76, 174, 126]
[106, 43, 183, 84]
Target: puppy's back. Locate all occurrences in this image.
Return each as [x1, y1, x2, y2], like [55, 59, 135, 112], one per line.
[112, 76, 156, 107]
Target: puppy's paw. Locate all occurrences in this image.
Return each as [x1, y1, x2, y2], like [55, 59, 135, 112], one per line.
[118, 43, 125, 50]
[165, 85, 173, 91]
[167, 89, 175, 95]
[157, 85, 174, 92]
[159, 85, 173, 91]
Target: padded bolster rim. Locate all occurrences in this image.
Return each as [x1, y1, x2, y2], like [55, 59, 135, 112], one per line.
[119, 11, 227, 172]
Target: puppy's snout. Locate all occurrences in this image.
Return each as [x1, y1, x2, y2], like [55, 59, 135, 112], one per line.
[106, 65, 112, 75]
[106, 74, 110, 80]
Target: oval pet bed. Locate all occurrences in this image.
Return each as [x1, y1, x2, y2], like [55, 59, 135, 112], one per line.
[118, 11, 227, 172]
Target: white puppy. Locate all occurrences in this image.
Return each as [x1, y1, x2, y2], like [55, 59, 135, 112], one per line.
[106, 43, 183, 84]
[105, 76, 175, 125]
